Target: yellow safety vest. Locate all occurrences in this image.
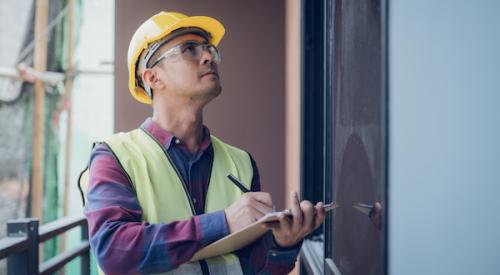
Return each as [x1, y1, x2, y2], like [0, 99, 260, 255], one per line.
[79, 128, 253, 274]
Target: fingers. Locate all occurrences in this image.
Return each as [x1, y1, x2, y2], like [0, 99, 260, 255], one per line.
[243, 192, 273, 217]
[265, 195, 329, 248]
[251, 200, 273, 217]
[250, 192, 274, 208]
[258, 190, 328, 235]
[301, 200, 316, 232]
[262, 213, 290, 231]
[313, 202, 326, 229]
[225, 192, 276, 233]
[239, 206, 261, 223]
[290, 192, 303, 229]
[277, 213, 291, 229]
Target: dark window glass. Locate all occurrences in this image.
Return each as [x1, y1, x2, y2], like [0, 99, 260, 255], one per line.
[327, 0, 386, 274]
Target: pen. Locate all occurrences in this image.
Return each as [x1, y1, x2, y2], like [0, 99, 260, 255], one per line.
[226, 173, 251, 193]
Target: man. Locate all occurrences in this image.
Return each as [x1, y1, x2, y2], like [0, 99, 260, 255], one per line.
[79, 11, 326, 274]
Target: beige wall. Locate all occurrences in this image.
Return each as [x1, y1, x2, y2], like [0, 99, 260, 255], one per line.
[115, 0, 287, 208]
[285, 0, 301, 210]
[285, 2, 302, 274]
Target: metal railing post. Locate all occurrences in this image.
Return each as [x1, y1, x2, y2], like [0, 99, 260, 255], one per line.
[80, 220, 90, 275]
[7, 219, 39, 275]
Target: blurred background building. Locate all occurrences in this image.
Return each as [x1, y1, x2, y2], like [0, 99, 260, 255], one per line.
[0, 0, 112, 274]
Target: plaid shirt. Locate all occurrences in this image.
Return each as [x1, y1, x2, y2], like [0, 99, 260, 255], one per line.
[84, 118, 300, 274]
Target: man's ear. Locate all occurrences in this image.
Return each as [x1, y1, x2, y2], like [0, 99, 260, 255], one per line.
[143, 69, 165, 90]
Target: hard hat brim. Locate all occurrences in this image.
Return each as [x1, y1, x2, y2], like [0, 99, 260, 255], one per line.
[128, 15, 225, 105]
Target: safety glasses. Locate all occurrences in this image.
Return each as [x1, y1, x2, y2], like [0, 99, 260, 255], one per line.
[149, 40, 221, 68]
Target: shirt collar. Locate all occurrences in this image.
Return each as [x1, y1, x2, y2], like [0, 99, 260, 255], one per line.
[141, 117, 212, 152]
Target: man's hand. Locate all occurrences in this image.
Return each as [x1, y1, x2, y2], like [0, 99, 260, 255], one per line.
[263, 191, 326, 248]
[224, 192, 273, 234]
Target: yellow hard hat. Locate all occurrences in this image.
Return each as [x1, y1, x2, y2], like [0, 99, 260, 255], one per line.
[127, 11, 225, 104]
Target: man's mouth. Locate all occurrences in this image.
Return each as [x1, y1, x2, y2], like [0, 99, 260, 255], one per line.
[200, 70, 218, 78]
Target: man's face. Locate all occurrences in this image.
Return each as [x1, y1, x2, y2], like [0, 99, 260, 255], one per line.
[149, 33, 222, 102]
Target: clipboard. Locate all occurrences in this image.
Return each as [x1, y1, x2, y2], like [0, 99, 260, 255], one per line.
[190, 202, 338, 262]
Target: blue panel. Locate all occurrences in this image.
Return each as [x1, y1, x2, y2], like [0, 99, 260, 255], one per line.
[389, 0, 500, 274]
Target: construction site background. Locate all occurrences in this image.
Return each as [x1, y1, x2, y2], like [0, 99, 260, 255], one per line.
[0, 0, 113, 274]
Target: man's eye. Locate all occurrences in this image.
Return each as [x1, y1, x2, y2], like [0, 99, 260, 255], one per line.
[182, 44, 198, 54]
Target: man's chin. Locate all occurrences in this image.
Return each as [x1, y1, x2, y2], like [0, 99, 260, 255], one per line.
[196, 84, 222, 101]
[205, 82, 222, 96]
[212, 84, 222, 96]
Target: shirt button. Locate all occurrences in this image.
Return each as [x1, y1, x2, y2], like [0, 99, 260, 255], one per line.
[175, 138, 180, 144]
[271, 252, 277, 257]
[192, 197, 197, 204]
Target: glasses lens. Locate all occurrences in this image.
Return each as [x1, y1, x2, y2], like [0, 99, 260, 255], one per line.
[180, 42, 201, 59]
[178, 42, 220, 64]
[207, 45, 221, 64]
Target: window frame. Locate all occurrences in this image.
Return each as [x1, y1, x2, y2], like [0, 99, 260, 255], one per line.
[299, 0, 326, 272]
[300, 0, 389, 274]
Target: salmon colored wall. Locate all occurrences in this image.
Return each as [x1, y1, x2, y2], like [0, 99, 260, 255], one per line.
[285, 0, 302, 272]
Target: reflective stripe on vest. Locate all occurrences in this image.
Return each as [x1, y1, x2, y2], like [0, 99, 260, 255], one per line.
[79, 128, 253, 274]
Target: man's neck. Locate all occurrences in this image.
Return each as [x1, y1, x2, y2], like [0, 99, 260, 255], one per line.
[152, 105, 204, 154]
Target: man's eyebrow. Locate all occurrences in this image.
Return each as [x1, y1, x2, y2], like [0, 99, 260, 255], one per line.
[166, 39, 206, 51]
[182, 39, 209, 44]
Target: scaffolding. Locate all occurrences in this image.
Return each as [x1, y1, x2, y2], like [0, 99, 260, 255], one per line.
[0, 0, 83, 272]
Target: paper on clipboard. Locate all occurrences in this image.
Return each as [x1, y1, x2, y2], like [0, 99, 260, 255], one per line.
[190, 202, 338, 262]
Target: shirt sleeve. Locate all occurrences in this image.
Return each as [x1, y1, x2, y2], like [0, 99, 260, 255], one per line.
[84, 143, 229, 274]
[235, 154, 302, 274]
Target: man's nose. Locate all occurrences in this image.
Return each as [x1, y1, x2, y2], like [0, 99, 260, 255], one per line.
[200, 48, 214, 65]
